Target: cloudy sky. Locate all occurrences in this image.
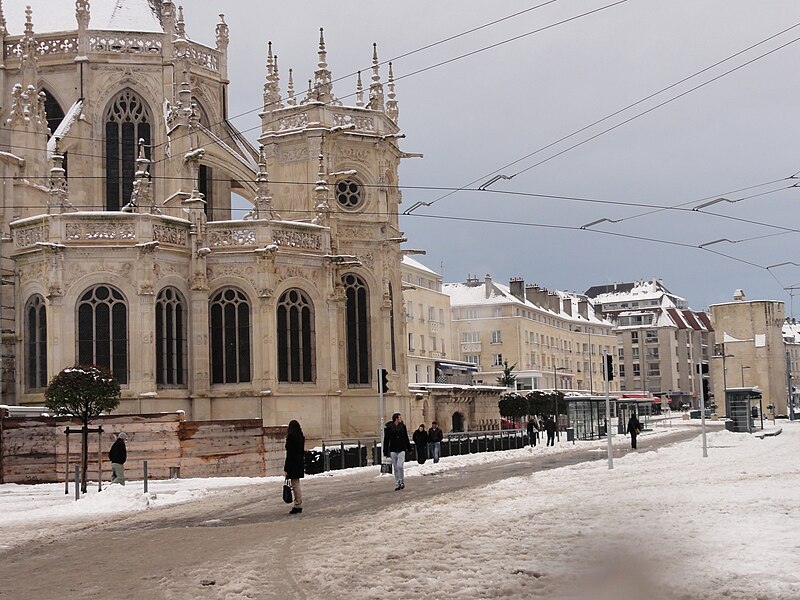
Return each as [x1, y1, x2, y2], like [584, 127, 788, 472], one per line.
[33, 0, 800, 311]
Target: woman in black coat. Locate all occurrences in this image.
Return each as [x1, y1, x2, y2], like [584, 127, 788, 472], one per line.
[627, 414, 641, 449]
[284, 420, 305, 514]
[412, 424, 429, 464]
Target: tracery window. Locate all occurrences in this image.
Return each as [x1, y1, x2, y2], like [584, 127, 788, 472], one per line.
[77, 285, 128, 384]
[156, 287, 187, 387]
[105, 89, 151, 211]
[277, 289, 315, 383]
[25, 294, 47, 390]
[336, 179, 363, 210]
[343, 273, 370, 385]
[210, 288, 251, 384]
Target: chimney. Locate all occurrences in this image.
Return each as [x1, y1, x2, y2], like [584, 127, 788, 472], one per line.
[562, 297, 573, 317]
[509, 277, 525, 302]
[578, 299, 589, 319]
[484, 274, 493, 299]
[525, 284, 549, 308]
[548, 292, 561, 313]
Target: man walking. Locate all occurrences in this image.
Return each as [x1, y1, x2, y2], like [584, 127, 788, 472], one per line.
[109, 431, 128, 485]
[383, 413, 411, 490]
[627, 413, 642, 449]
[527, 418, 537, 447]
[427, 421, 443, 463]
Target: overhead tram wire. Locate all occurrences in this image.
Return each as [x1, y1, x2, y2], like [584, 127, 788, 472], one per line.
[403, 21, 800, 215]
[0, 2, 567, 160]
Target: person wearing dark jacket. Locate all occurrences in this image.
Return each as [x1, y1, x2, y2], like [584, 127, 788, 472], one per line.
[627, 414, 642, 449]
[284, 420, 305, 514]
[383, 413, 411, 490]
[108, 431, 128, 485]
[427, 421, 443, 463]
[544, 416, 557, 447]
[412, 424, 429, 464]
[527, 418, 538, 447]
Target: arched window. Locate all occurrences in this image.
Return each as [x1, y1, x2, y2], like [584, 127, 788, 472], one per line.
[42, 89, 68, 176]
[277, 288, 315, 383]
[77, 285, 128, 384]
[25, 294, 47, 390]
[156, 287, 187, 387]
[209, 288, 251, 384]
[105, 89, 151, 211]
[343, 273, 370, 385]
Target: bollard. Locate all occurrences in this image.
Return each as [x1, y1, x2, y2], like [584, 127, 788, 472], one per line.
[357, 440, 362, 467]
[143, 460, 148, 493]
[340, 442, 346, 470]
[74, 466, 80, 501]
[323, 443, 330, 472]
[373, 440, 379, 466]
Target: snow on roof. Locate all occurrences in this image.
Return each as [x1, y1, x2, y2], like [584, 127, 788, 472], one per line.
[444, 279, 610, 326]
[3, 1, 163, 35]
[401, 255, 438, 277]
[591, 279, 686, 307]
[783, 320, 800, 344]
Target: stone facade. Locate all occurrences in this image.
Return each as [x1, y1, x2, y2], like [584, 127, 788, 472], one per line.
[0, 1, 411, 440]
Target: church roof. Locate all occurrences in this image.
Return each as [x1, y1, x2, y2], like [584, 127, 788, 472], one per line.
[2, 1, 163, 35]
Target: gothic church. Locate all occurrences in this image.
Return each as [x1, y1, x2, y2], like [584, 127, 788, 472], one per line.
[0, 0, 411, 439]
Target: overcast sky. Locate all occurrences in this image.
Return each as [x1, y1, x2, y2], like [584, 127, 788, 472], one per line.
[176, 1, 800, 313]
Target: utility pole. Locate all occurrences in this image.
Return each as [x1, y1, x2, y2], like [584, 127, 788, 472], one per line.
[603, 350, 613, 470]
[698, 361, 708, 458]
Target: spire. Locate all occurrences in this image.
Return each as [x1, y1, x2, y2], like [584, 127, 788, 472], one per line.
[175, 5, 186, 40]
[215, 13, 229, 52]
[300, 78, 313, 105]
[123, 140, 156, 214]
[75, 0, 90, 29]
[272, 54, 283, 108]
[368, 43, 384, 111]
[313, 27, 335, 103]
[263, 42, 282, 110]
[386, 62, 399, 122]
[244, 146, 281, 221]
[19, 5, 39, 87]
[355, 71, 364, 107]
[48, 139, 75, 214]
[286, 68, 296, 106]
[312, 153, 330, 226]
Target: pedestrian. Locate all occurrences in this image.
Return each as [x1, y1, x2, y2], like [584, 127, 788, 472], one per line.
[545, 416, 556, 447]
[383, 412, 411, 490]
[427, 421, 443, 463]
[108, 431, 127, 485]
[527, 418, 537, 447]
[413, 424, 429, 464]
[627, 413, 641, 449]
[284, 419, 305, 514]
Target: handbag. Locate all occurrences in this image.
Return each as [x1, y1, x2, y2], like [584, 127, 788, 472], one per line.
[282, 478, 293, 504]
[380, 456, 393, 474]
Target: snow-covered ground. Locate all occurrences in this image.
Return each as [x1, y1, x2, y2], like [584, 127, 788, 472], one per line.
[2, 422, 798, 599]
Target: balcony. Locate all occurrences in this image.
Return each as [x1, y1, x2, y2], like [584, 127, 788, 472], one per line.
[461, 342, 481, 353]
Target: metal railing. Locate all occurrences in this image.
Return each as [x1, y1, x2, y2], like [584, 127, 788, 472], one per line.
[312, 429, 529, 474]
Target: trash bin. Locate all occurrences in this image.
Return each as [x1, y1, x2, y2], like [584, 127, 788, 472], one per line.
[566, 427, 575, 442]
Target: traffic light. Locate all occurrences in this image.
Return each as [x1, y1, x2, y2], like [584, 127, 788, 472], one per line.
[696, 362, 709, 374]
[702, 378, 710, 402]
[378, 368, 389, 394]
[604, 354, 614, 381]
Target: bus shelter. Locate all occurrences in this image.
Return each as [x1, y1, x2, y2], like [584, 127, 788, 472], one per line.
[564, 396, 612, 441]
[725, 387, 763, 433]
[614, 399, 653, 434]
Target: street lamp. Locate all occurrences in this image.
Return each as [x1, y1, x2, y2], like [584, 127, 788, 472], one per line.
[741, 365, 751, 387]
[554, 366, 568, 440]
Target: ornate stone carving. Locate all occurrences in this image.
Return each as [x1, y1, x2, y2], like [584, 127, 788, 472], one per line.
[14, 224, 49, 249]
[273, 228, 322, 250]
[207, 264, 258, 288]
[338, 225, 374, 240]
[275, 145, 309, 164]
[208, 227, 256, 247]
[336, 147, 371, 163]
[5, 35, 79, 58]
[278, 112, 309, 131]
[89, 33, 162, 54]
[153, 224, 188, 246]
[64, 221, 136, 241]
[332, 113, 375, 132]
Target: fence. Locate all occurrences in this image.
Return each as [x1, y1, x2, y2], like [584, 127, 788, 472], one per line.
[310, 429, 529, 474]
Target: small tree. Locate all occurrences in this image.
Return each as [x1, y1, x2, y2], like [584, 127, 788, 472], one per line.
[496, 360, 518, 388]
[45, 366, 121, 493]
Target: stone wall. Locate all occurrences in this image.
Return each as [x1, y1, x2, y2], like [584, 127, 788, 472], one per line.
[0, 412, 287, 484]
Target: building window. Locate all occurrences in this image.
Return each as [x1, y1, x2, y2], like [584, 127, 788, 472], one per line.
[430, 337, 436, 352]
[632, 363, 641, 377]
[199, 164, 214, 218]
[343, 273, 370, 385]
[645, 329, 658, 343]
[630, 331, 639, 343]
[491, 330, 502, 344]
[619, 364, 626, 378]
[408, 333, 415, 352]
[631, 347, 640, 359]
[439, 308, 444, 324]
[647, 363, 661, 376]
[462, 331, 479, 344]
[77, 285, 128, 384]
[646, 348, 659, 360]
[493, 307, 503, 318]
[492, 353, 503, 367]
[426, 365, 433, 382]
[277, 288, 315, 383]
[25, 294, 47, 390]
[105, 89, 151, 211]
[209, 288, 251, 384]
[406, 300, 413, 320]
[156, 287, 187, 387]
[428, 306, 436, 321]
[617, 347, 624, 359]
[464, 354, 480, 365]
[462, 308, 478, 319]
[336, 179, 363, 209]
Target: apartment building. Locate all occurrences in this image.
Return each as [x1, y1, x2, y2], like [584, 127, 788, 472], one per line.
[444, 275, 617, 393]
